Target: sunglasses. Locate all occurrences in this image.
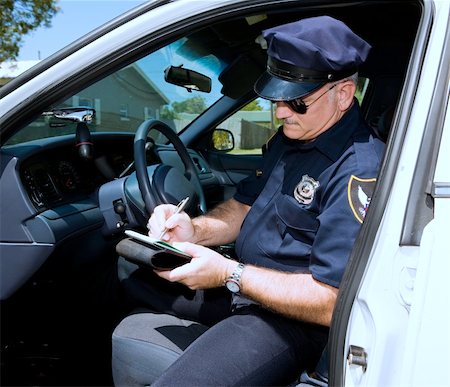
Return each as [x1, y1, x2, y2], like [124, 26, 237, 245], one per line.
[284, 82, 339, 114]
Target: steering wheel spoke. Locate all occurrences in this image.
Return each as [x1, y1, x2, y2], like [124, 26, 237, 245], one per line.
[131, 119, 207, 219]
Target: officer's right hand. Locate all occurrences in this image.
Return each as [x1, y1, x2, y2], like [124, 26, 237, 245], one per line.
[147, 204, 195, 243]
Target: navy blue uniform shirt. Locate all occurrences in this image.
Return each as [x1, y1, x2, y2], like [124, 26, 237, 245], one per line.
[234, 100, 385, 289]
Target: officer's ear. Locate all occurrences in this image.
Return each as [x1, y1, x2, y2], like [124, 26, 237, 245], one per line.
[336, 80, 356, 111]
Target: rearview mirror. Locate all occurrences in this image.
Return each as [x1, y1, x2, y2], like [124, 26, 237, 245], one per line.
[164, 66, 212, 93]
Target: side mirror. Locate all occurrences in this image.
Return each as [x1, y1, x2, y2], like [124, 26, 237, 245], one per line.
[164, 66, 212, 93]
[212, 129, 234, 151]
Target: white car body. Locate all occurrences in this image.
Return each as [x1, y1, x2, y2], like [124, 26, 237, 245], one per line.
[339, 1, 450, 385]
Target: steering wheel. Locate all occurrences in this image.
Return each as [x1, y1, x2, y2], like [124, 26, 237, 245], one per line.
[133, 119, 207, 218]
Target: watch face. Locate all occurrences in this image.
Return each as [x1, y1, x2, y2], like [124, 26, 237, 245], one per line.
[226, 279, 240, 293]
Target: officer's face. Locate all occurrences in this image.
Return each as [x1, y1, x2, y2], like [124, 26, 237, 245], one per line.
[276, 81, 351, 142]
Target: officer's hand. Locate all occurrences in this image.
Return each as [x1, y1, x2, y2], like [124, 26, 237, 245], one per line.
[147, 204, 195, 242]
[155, 242, 236, 290]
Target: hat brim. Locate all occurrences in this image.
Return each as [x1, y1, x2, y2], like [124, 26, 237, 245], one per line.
[254, 71, 324, 101]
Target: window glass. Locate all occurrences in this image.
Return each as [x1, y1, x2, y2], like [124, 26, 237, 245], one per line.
[355, 77, 370, 103]
[218, 98, 277, 155]
[6, 36, 227, 145]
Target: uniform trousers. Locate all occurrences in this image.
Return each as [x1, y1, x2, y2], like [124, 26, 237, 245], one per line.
[116, 257, 329, 386]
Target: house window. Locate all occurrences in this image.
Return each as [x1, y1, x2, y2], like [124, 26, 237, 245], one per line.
[120, 104, 129, 121]
[79, 97, 93, 107]
[144, 106, 153, 120]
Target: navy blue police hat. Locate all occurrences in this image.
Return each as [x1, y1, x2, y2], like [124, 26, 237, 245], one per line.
[254, 16, 371, 101]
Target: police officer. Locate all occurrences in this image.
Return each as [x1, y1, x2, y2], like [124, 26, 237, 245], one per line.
[115, 15, 385, 386]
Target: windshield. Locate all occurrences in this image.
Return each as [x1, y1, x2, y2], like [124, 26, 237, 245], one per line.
[5, 37, 227, 146]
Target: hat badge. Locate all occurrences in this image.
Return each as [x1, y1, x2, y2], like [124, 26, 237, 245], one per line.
[294, 175, 320, 205]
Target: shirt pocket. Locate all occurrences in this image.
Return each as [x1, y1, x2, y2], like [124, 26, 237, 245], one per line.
[257, 194, 319, 261]
[276, 194, 319, 244]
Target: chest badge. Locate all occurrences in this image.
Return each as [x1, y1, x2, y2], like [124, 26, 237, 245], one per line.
[294, 175, 320, 205]
[348, 175, 377, 223]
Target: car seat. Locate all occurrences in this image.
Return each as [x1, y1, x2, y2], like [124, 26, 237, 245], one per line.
[111, 309, 329, 386]
[112, 310, 208, 386]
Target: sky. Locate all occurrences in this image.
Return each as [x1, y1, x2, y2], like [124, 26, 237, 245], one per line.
[18, 0, 147, 61]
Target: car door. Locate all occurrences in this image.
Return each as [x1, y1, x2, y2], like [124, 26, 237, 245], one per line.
[193, 98, 277, 202]
[329, 1, 450, 385]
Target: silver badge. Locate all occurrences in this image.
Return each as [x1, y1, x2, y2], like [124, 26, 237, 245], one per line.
[294, 175, 320, 205]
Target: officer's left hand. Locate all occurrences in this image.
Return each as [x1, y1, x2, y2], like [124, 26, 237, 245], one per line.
[154, 242, 236, 290]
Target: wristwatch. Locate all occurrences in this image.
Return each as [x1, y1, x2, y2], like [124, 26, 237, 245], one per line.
[225, 262, 245, 293]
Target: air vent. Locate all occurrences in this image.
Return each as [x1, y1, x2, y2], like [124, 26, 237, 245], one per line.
[192, 156, 207, 174]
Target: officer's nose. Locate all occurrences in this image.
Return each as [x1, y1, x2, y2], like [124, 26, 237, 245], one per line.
[275, 101, 294, 119]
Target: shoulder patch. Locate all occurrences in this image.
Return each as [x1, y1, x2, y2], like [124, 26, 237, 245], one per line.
[347, 175, 377, 223]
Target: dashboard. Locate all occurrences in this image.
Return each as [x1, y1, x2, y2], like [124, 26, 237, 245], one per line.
[21, 150, 104, 210]
[0, 133, 161, 299]
[16, 134, 159, 212]
[0, 129, 223, 300]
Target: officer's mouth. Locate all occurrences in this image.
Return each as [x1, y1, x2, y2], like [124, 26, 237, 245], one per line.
[284, 119, 298, 125]
[282, 121, 317, 142]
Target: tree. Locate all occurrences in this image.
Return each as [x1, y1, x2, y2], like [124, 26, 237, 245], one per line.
[160, 105, 178, 120]
[241, 99, 263, 111]
[0, 0, 59, 62]
[172, 96, 207, 114]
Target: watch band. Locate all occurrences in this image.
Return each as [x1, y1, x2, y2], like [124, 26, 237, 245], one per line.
[225, 262, 245, 293]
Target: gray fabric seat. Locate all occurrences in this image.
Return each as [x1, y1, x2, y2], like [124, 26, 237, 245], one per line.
[112, 311, 208, 387]
[112, 311, 329, 387]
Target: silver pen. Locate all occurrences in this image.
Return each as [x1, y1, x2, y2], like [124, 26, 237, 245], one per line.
[158, 197, 190, 240]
